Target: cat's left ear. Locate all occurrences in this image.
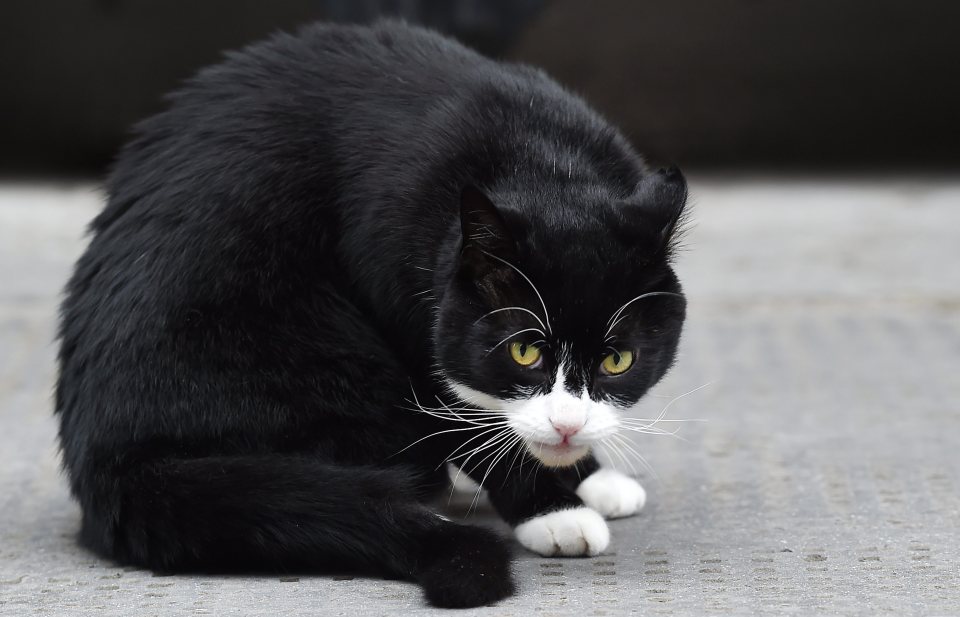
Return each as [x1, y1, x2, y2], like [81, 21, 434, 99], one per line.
[458, 186, 518, 282]
[634, 166, 689, 256]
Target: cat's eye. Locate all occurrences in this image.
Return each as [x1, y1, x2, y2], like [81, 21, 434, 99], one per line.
[508, 341, 542, 367]
[600, 350, 634, 376]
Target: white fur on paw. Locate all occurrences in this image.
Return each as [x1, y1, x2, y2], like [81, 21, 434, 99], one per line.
[576, 469, 647, 519]
[514, 507, 610, 556]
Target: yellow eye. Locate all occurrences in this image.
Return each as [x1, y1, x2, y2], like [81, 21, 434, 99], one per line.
[509, 341, 542, 367]
[601, 350, 634, 375]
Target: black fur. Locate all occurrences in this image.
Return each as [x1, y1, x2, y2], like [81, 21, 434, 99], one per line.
[55, 21, 686, 607]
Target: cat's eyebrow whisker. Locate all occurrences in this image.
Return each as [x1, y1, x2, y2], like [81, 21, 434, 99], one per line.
[473, 306, 548, 334]
[479, 250, 552, 335]
[604, 291, 685, 337]
[605, 312, 631, 339]
[485, 328, 545, 357]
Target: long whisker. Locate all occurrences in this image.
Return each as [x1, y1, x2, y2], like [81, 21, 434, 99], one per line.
[647, 381, 715, 425]
[605, 291, 685, 336]
[446, 428, 515, 503]
[480, 250, 552, 334]
[473, 306, 548, 334]
[468, 434, 524, 514]
[442, 424, 514, 465]
[500, 437, 529, 489]
[622, 417, 706, 424]
[485, 328, 544, 357]
[393, 420, 510, 457]
[449, 428, 515, 497]
[604, 437, 638, 477]
[612, 433, 659, 482]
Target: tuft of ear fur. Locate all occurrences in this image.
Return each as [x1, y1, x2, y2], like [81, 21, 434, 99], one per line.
[458, 186, 518, 288]
[634, 166, 690, 259]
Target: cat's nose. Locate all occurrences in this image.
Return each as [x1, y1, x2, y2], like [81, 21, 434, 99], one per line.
[550, 418, 584, 438]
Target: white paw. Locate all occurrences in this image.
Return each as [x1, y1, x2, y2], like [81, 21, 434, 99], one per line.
[575, 468, 647, 519]
[514, 507, 610, 556]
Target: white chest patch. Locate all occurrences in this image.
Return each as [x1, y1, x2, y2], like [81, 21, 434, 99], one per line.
[514, 506, 610, 556]
[576, 468, 647, 519]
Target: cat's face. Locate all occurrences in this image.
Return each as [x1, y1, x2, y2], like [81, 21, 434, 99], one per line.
[435, 169, 687, 467]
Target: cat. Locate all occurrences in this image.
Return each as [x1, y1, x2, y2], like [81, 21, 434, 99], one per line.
[55, 20, 687, 608]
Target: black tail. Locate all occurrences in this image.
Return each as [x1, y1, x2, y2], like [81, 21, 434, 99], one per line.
[75, 454, 514, 608]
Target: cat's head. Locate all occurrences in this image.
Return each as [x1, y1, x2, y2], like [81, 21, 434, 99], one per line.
[434, 168, 688, 467]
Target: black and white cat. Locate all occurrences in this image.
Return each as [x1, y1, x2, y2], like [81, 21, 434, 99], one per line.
[55, 21, 687, 608]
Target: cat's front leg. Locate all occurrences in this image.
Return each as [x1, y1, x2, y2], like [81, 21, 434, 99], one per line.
[574, 467, 647, 520]
[473, 456, 611, 557]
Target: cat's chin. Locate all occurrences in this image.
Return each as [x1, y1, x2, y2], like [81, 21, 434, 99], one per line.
[526, 442, 590, 468]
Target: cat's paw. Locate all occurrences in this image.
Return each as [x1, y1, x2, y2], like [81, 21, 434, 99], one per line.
[514, 507, 609, 556]
[419, 523, 515, 608]
[575, 468, 646, 519]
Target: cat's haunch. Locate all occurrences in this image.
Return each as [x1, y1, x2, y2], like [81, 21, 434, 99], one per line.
[55, 20, 687, 608]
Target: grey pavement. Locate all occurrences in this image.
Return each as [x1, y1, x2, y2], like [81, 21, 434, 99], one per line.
[1, 176, 959, 615]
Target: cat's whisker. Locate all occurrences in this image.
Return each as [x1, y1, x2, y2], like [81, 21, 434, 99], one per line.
[485, 328, 545, 357]
[431, 395, 506, 415]
[406, 388, 505, 426]
[444, 425, 514, 468]
[401, 401, 498, 426]
[400, 405, 494, 426]
[604, 291, 685, 337]
[473, 433, 522, 486]
[619, 425, 688, 442]
[622, 417, 706, 424]
[500, 437, 529, 490]
[393, 420, 510, 457]
[611, 433, 660, 482]
[479, 250, 552, 334]
[605, 312, 632, 339]
[448, 428, 516, 499]
[473, 306, 548, 334]
[468, 434, 524, 514]
[646, 380, 715, 426]
[446, 427, 515, 503]
[601, 437, 636, 476]
[404, 402, 505, 417]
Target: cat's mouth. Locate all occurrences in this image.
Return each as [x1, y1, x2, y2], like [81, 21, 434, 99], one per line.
[526, 440, 590, 468]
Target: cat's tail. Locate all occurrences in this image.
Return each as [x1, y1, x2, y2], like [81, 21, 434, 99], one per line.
[73, 454, 514, 608]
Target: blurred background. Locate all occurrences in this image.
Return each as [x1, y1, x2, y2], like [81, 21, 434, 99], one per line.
[2, 0, 959, 174]
[2, 2, 959, 615]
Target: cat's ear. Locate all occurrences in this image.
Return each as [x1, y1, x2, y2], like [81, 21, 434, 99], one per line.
[634, 166, 689, 256]
[458, 186, 517, 282]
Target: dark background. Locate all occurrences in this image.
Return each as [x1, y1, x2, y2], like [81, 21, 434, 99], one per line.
[2, 0, 958, 174]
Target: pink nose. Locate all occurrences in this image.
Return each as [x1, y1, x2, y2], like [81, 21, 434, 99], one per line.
[551, 420, 583, 438]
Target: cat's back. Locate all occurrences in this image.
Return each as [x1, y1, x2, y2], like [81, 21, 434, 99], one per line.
[96, 20, 560, 231]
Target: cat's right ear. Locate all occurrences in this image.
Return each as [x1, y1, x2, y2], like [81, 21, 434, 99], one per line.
[458, 186, 517, 284]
